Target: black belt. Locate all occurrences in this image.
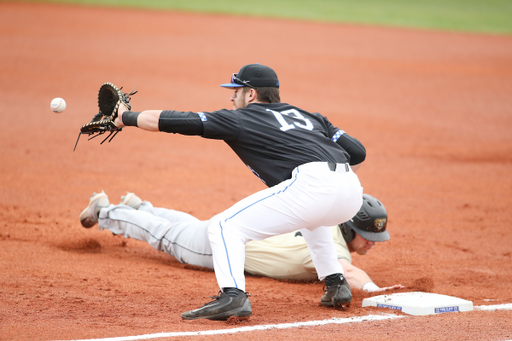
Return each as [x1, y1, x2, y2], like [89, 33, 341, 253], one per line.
[328, 162, 350, 172]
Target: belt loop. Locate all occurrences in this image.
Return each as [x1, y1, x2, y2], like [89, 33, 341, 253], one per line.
[345, 164, 350, 172]
[328, 162, 337, 172]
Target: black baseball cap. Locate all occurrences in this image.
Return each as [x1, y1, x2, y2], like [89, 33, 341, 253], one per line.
[220, 64, 280, 89]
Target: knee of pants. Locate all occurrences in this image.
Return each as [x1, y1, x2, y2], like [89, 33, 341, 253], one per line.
[207, 217, 231, 243]
[207, 217, 249, 245]
[207, 219, 220, 240]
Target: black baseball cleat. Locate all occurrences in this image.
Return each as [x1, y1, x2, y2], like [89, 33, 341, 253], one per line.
[320, 274, 352, 307]
[181, 289, 252, 321]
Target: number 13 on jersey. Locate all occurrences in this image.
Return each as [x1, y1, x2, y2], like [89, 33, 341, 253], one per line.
[267, 108, 314, 132]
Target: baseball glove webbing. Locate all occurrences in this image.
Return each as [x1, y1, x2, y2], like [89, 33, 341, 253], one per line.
[74, 82, 137, 151]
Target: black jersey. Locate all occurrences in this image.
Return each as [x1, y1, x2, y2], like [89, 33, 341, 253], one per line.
[196, 103, 365, 187]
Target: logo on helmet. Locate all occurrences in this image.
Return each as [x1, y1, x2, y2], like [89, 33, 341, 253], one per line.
[374, 218, 387, 231]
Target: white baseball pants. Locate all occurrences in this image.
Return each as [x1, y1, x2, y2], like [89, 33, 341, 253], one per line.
[208, 161, 363, 291]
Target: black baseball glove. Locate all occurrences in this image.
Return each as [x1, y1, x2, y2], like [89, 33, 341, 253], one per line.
[74, 82, 137, 151]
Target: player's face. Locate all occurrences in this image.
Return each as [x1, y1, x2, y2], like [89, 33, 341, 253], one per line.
[230, 87, 249, 110]
[350, 233, 376, 255]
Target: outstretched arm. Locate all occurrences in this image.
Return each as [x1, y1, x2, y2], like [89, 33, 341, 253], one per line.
[115, 103, 162, 132]
[115, 103, 205, 136]
[338, 258, 404, 292]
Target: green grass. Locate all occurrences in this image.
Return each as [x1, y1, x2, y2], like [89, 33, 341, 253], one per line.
[9, 0, 512, 34]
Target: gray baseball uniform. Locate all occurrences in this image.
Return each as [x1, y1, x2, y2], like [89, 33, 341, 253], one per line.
[98, 201, 351, 280]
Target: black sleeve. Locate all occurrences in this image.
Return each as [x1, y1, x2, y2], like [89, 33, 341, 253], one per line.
[158, 110, 204, 135]
[336, 133, 366, 165]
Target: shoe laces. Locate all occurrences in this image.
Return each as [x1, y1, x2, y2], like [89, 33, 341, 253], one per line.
[201, 292, 223, 307]
[201, 290, 251, 307]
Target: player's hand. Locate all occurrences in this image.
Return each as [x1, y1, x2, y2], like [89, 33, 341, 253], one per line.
[375, 284, 404, 292]
[114, 102, 128, 128]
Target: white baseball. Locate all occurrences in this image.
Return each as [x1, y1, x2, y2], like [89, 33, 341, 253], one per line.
[51, 98, 66, 113]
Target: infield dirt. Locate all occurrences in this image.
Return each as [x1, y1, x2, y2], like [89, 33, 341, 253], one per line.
[1, 2, 511, 340]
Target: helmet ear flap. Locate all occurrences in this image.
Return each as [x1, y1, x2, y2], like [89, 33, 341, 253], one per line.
[340, 223, 356, 243]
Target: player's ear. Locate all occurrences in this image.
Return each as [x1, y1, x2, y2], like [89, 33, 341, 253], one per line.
[248, 88, 258, 102]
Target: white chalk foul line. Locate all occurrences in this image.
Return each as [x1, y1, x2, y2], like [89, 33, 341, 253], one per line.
[60, 303, 512, 341]
[474, 303, 512, 311]
[65, 314, 403, 341]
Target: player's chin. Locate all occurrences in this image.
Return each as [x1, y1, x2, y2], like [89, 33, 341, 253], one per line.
[357, 249, 370, 256]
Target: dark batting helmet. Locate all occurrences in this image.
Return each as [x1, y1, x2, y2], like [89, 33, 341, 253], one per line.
[340, 194, 390, 243]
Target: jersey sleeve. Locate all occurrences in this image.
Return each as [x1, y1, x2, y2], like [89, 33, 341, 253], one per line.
[158, 109, 242, 141]
[158, 110, 204, 135]
[334, 133, 366, 165]
[325, 117, 366, 165]
[200, 109, 242, 141]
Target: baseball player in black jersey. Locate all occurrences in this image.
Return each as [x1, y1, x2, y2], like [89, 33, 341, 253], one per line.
[112, 64, 366, 321]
